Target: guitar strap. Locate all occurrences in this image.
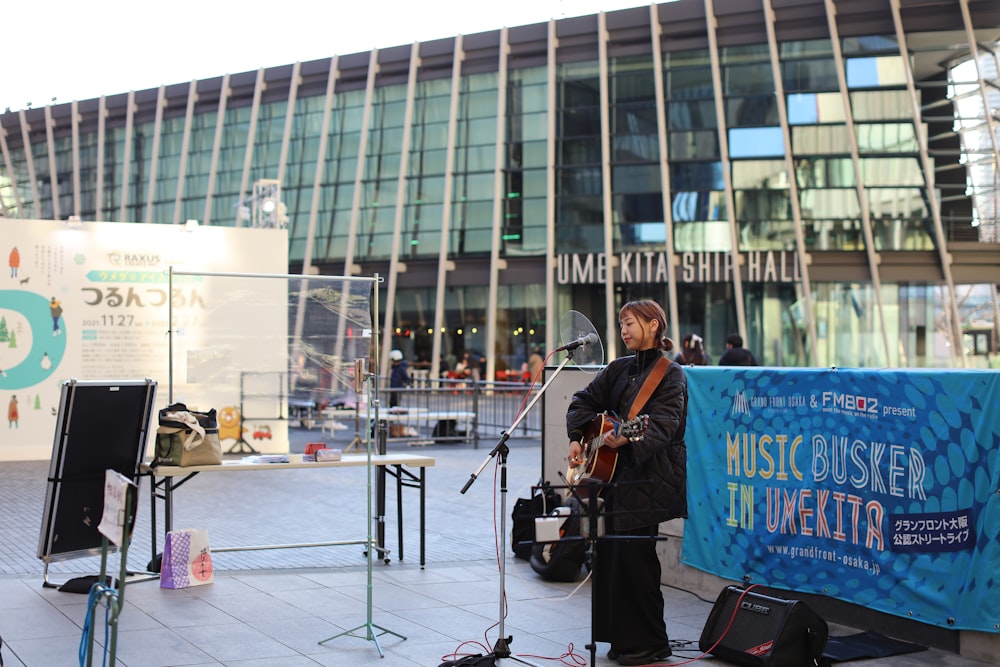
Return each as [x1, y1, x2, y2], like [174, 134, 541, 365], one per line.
[628, 356, 671, 420]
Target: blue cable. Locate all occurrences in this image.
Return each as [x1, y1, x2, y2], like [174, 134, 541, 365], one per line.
[79, 584, 116, 667]
[78, 586, 99, 666]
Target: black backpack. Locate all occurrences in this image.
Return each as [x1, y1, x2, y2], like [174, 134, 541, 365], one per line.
[438, 655, 496, 667]
[529, 497, 588, 582]
[510, 483, 561, 560]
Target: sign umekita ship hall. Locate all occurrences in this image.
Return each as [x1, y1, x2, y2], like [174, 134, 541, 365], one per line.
[557, 250, 802, 285]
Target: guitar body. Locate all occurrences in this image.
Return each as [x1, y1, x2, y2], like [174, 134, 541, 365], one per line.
[578, 415, 621, 484]
[566, 413, 648, 488]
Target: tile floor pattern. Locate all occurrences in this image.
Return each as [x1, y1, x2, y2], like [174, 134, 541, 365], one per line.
[0, 428, 992, 666]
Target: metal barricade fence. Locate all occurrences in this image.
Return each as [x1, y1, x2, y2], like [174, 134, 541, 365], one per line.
[377, 378, 543, 447]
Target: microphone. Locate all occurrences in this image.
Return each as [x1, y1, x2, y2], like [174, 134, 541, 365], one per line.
[555, 332, 600, 352]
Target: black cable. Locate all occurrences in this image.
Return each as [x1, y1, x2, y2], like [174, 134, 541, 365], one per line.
[662, 580, 719, 605]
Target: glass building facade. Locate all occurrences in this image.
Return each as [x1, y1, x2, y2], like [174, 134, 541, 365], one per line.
[2, 0, 999, 379]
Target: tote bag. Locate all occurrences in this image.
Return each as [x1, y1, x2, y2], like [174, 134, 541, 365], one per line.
[160, 528, 214, 589]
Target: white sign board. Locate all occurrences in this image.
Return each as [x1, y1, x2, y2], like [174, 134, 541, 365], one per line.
[98, 469, 136, 547]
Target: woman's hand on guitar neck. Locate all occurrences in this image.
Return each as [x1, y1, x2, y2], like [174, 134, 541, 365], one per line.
[602, 433, 629, 449]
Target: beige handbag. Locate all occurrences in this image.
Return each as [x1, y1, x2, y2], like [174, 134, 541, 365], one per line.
[154, 403, 222, 466]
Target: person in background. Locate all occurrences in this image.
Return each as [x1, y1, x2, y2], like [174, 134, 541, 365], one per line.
[471, 351, 486, 382]
[526, 346, 545, 383]
[454, 352, 471, 379]
[676, 333, 711, 366]
[566, 299, 687, 666]
[388, 349, 411, 408]
[717, 333, 759, 366]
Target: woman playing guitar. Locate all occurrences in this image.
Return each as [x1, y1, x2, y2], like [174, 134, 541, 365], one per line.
[566, 299, 688, 666]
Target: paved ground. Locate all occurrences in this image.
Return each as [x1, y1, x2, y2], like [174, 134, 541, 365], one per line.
[0, 424, 992, 666]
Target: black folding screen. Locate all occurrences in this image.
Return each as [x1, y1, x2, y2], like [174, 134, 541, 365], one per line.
[37, 378, 157, 563]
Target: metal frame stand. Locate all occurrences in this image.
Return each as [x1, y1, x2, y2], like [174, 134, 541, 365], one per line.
[319, 281, 404, 656]
[459, 351, 578, 665]
[82, 485, 137, 667]
[318, 388, 405, 656]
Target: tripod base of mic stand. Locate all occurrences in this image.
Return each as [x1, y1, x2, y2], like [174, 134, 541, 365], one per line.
[487, 636, 543, 666]
[318, 622, 406, 658]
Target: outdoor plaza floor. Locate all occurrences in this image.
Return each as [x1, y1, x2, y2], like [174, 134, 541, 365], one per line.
[0, 422, 993, 666]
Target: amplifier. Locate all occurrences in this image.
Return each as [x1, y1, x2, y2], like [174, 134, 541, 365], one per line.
[699, 586, 828, 667]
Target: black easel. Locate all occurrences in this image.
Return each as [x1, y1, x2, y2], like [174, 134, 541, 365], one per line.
[38, 378, 157, 588]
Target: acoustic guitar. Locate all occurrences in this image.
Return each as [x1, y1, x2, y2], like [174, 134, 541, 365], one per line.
[565, 413, 649, 487]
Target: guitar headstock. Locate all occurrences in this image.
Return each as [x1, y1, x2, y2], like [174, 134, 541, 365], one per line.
[620, 414, 649, 441]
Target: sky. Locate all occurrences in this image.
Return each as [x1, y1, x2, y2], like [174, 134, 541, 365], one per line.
[3, 0, 654, 113]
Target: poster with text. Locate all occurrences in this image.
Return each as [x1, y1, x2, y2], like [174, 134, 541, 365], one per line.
[1, 219, 287, 460]
[681, 366, 1000, 633]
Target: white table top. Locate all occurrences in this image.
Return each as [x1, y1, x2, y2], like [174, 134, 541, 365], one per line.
[379, 411, 475, 420]
[323, 407, 472, 417]
[146, 453, 436, 477]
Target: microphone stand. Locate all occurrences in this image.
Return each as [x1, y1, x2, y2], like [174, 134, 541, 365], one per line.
[460, 348, 580, 665]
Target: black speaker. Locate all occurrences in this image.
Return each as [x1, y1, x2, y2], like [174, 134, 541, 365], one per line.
[699, 586, 829, 667]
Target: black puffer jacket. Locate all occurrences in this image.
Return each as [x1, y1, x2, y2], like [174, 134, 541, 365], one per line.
[566, 348, 687, 532]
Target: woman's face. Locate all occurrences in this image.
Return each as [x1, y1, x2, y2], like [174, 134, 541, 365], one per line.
[620, 310, 657, 351]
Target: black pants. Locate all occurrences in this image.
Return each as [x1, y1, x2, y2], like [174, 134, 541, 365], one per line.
[593, 522, 668, 653]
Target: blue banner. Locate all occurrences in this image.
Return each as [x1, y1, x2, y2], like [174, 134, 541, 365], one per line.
[681, 367, 1000, 633]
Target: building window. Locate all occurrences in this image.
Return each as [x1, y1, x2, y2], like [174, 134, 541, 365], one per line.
[729, 127, 785, 158]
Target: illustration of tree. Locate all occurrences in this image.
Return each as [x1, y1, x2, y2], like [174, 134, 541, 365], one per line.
[0, 316, 8, 343]
[8, 330, 16, 348]
[34, 395, 41, 410]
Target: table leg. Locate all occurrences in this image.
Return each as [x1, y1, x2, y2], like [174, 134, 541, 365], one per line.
[164, 477, 174, 534]
[376, 428, 387, 561]
[396, 465, 404, 561]
[420, 467, 426, 568]
[149, 475, 158, 564]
